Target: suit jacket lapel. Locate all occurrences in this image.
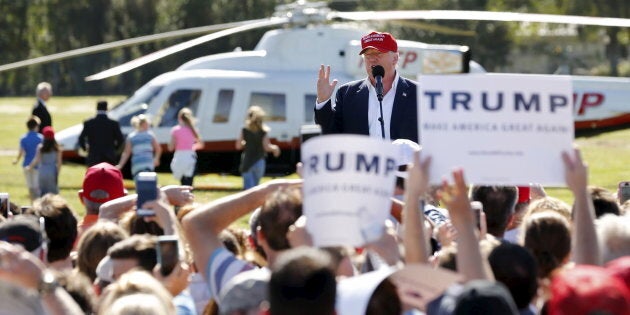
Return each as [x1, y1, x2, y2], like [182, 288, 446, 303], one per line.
[355, 80, 370, 135]
[391, 77, 410, 139]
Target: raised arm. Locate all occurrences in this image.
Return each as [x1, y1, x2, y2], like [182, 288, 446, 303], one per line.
[439, 169, 488, 281]
[563, 147, 601, 266]
[182, 179, 302, 279]
[316, 64, 337, 104]
[0, 242, 84, 315]
[403, 153, 431, 264]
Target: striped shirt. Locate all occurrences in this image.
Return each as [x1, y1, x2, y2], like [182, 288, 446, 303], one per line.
[128, 130, 156, 176]
[205, 247, 255, 303]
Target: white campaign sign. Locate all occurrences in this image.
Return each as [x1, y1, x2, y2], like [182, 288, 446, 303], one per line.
[418, 73, 574, 186]
[301, 135, 398, 247]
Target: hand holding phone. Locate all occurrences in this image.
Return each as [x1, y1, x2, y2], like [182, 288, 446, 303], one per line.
[619, 181, 630, 204]
[156, 235, 179, 276]
[135, 172, 158, 217]
[470, 201, 483, 230]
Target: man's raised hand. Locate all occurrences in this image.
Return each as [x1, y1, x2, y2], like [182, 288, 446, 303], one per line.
[317, 64, 338, 103]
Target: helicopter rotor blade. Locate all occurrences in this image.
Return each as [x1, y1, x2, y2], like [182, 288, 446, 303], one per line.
[85, 17, 289, 81]
[387, 20, 476, 36]
[333, 10, 630, 28]
[0, 20, 269, 74]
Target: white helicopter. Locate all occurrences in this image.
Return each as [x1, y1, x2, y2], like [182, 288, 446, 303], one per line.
[2, 0, 629, 173]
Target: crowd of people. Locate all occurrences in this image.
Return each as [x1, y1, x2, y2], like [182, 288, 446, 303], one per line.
[1, 30, 628, 315]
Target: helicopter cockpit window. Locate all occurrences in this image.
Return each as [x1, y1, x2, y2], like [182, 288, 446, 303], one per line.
[157, 89, 201, 127]
[250, 92, 286, 122]
[111, 86, 163, 127]
[304, 94, 316, 123]
[213, 89, 234, 123]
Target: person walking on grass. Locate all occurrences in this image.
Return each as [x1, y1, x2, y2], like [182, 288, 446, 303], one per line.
[13, 116, 43, 201]
[116, 114, 161, 177]
[235, 106, 280, 190]
[168, 108, 203, 186]
[26, 126, 62, 196]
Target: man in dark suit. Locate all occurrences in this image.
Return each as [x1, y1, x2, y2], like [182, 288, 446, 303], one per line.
[78, 100, 124, 166]
[315, 31, 418, 144]
[32, 82, 53, 132]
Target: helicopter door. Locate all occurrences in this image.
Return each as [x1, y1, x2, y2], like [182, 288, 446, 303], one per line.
[153, 88, 202, 142]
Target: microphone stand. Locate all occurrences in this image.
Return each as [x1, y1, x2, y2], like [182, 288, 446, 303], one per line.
[378, 98, 385, 139]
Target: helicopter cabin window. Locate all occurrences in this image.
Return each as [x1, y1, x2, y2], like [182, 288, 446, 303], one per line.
[213, 89, 234, 123]
[304, 94, 316, 123]
[157, 89, 201, 127]
[250, 92, 286, 122]
[115, 86, 163, 127]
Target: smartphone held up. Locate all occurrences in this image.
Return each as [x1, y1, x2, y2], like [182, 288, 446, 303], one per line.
[470, 201, 483, 230]
[157, 235, 179, 276]
[135, 172, 158, 217]
[619, 181, 630, 204]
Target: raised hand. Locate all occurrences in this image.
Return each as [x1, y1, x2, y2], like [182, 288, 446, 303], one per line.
[317, 64, 338, 103]
[405, 153, 431, 199]
[562, 147, 588, 194]
[161, 185, 194, 207]
[438, 169, 474, 227]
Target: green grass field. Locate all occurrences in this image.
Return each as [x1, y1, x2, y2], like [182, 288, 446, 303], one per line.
[1, 96, 629, 220]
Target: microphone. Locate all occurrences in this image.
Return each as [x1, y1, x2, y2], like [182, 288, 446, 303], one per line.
[371, 65, 386, 139]
[372, 65, 385, 101]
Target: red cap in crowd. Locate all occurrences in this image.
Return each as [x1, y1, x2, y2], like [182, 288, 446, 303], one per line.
[549, 264, 630, 315]
[82, 162, 125, 203]
[359, 32, 398, 55]
[42, 126, 55, 140]
[606, 256, 630, 291]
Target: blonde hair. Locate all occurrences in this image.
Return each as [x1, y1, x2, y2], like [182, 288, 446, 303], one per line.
[245, 106, 269, 132]
[131, 114, 151, 130]
[523, 196, 572, 223]
[178, 108, 200, 140]
[98, 270, 175, 315]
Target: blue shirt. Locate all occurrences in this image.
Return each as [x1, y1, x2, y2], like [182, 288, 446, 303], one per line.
[174, 290, 197, 315]
[20, 131, 43, 167]
[128, 130, 156, 176]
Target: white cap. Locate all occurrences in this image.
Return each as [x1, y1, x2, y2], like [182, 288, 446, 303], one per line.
[336, 267, 395, 315]
[391, 139, 421, 178]
[95, 255, 114, 283]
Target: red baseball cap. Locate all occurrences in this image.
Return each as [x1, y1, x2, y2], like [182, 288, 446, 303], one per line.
[42, 126, 55, 140]
[549, 265, 630, 315]
[82, 162, 125, 203]
[517, 186, 530, 203]
[359, 31, 398, 55]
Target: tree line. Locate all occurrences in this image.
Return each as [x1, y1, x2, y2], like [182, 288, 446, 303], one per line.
[0, 0, 627, 96]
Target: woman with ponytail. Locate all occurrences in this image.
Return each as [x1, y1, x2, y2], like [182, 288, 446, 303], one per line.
[235, 106, 280, 190]
[168, 108, 203, 185]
